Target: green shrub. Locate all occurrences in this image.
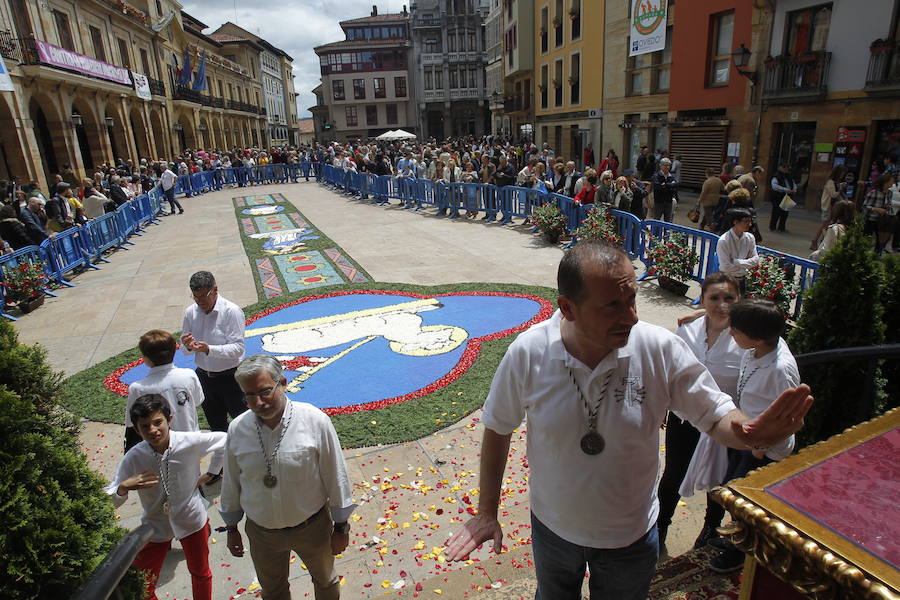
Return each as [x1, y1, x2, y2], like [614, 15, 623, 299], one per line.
[880, 254, 900, 415]
[788, 221, 886, 448]
[0, 320, 143, 599]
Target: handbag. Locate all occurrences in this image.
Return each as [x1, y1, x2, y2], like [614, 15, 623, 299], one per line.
[687, 203, 701, 223]
[779, 195, 797, 211]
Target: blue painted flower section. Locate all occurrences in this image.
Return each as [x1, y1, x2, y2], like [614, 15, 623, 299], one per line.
[119, 293, 544, 411]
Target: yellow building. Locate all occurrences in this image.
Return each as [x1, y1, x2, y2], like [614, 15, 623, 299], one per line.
[533, 0, 603, 167]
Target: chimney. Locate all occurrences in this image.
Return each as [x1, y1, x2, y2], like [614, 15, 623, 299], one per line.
[371, 5, 377, 16]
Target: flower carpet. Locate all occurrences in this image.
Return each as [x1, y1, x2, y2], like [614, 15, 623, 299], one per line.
[59, 191, 559, 447]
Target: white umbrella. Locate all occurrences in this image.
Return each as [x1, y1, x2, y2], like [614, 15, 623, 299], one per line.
[375, 130, 398, 140]
[390, 129, 416, 140]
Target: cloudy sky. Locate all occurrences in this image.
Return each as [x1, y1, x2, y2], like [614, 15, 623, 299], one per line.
[182, 0, 411, 119]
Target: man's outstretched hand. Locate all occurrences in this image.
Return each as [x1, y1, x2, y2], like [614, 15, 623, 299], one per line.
[732, 384, 813, 448]
[445, 514, 504, 562]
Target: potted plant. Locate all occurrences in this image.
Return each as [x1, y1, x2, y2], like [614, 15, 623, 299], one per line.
[645, 232, 699, 295]
[531, 202, 569, 244]
[552, 78, 561, 88]
[552, 16, 562, 28]
[537, 83, 547, 92]
[568, 6, 579, 18]
[574, 205, 623, 246]
[568, 75, 578, 86]
[539, 26, 547, 37]
[1, 261, 49, 313]
[746, 254, 798, 316]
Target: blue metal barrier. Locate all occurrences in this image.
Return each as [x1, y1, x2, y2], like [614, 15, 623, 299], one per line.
[609, 209, 644, 260]
[114, 205, 138, 245]
[0, 245, 60, 320]
[174, 174, 192, 196]
[86, 212, 122, 259]
[757, 247, 818, 319]
[40, 227, 97, 284]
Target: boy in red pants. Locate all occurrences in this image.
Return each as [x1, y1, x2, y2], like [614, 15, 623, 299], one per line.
[107, 394, 225, 600]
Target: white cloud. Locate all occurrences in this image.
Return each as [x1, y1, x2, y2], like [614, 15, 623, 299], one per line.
[180, 1, 406, 118]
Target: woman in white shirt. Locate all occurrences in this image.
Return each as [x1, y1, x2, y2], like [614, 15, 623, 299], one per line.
[810, 200, 856, 262]
[656, 272, 743, 549]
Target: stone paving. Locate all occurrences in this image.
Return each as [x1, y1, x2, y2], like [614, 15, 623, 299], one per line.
[15, 181, 820, 599]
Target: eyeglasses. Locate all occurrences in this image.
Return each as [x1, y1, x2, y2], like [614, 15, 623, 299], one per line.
[244, 381, 281, 402]
[191, 288, 214, 303]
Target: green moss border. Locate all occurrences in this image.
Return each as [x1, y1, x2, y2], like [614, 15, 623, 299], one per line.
[59, 281, 557, 448]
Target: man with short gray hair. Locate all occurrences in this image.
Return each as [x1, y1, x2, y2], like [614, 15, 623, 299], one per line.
[220, 354, 355, 600]
[651, 157, 679, 222]
[181, 271, 246, 452]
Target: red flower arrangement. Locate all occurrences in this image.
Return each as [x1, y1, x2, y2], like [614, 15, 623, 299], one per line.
[746, 255, 798, 315]
[574, 205, 623, 246]
[645, 232, 699, 283]
[1, 261, 48, 303]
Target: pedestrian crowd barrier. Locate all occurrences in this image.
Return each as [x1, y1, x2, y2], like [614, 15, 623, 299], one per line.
[316, 163, 817, 318]
[0, 186, 166, 320]
[1, 162, 818, 320]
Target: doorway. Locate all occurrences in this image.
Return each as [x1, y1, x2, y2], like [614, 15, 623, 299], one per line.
[770, 121, 816, 205]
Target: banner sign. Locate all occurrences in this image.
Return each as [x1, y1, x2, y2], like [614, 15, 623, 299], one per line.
[33, 39, 131, 85]
[630, 0, 668, 57]
[132, 71, 152, 100]
[0, 57, 14, 92]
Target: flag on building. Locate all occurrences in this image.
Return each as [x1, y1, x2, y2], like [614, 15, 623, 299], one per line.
[192, 52, 207, 92]
[177, 47, 192, 86]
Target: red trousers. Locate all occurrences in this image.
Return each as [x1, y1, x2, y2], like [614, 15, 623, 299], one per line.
[133, 521, 212, 600]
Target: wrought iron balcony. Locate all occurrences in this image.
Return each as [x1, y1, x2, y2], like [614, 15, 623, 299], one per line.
[147, 77, 165, 96]
[865, 40, 900, 94]
[173, 84, 207, 104]
[0, 30, 21, 61]
[762, 52, 831, 104]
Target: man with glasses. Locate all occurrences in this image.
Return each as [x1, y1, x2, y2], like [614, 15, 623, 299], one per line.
[181, 271, 246, 483]
[220, 354, 355, 600]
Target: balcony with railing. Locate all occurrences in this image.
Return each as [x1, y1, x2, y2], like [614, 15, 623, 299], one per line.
[147, 77, 166, 96]
[865, 39, 900, 95]
[173, 84, 208, 105]
[762, 52, 831, 104]
[0, 29, 21, 61]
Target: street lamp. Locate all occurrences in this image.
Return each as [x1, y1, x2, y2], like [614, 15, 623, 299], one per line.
[731, 44, 755, 81]
[71, 113, 84, 127]
[173, 122, 184, 132]
[105, 117, 115, 127]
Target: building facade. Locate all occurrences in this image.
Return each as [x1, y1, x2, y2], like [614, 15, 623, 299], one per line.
[410, 0, 490, 139]
[752, 0, 900, 206]
[667, 0, 753, 188]
[600, 0, 672, 173]
[0, 0, 283, 191]
[534, 0, 602, 166]
[503, 0, 535, 142]
[211, 22, 298, 146]
[485, 0, 505, 137]
[313, 8, 415, 141]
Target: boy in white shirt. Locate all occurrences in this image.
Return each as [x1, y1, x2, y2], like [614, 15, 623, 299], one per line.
[709, 298, 799, 573]
[716, 208, 760, 293]
[107, 395, 226, 600]
[124, 330, 204, 453]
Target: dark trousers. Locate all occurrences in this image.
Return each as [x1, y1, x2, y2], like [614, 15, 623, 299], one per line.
[769, 198, 788, 231]
[656, 414, 726, 537]
[196, 367, 247, 433]
[164, 187, 183, 213]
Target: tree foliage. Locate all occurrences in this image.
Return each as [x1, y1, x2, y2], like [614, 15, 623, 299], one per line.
[0, 320, 143, 599]
[788, 221, 886, 448]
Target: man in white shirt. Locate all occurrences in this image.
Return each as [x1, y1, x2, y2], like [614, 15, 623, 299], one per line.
[107, 394, 226, 600]
[221, 354, 356, 600]
[716, 208, 760, 292]
[158, 163, 184, 215]
[125, 329, 204, 453]
[445, 241, 813, 599]
[181, 271, 247, 451]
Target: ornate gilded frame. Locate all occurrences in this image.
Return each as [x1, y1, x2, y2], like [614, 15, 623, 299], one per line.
[711, 408, 899, 600]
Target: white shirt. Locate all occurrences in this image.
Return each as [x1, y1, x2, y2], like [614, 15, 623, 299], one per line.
[107, 431, 226, 542]
[159, 169, 177, 191]
[716, 228, 759, 278]
[481, 312, 735, 548]
[675, 316, 742, 400]
[737, 339, 799, 461]
[219, 401, 356, 528]
[181, 295, 246, 372]
[126, 364, 204, 432]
